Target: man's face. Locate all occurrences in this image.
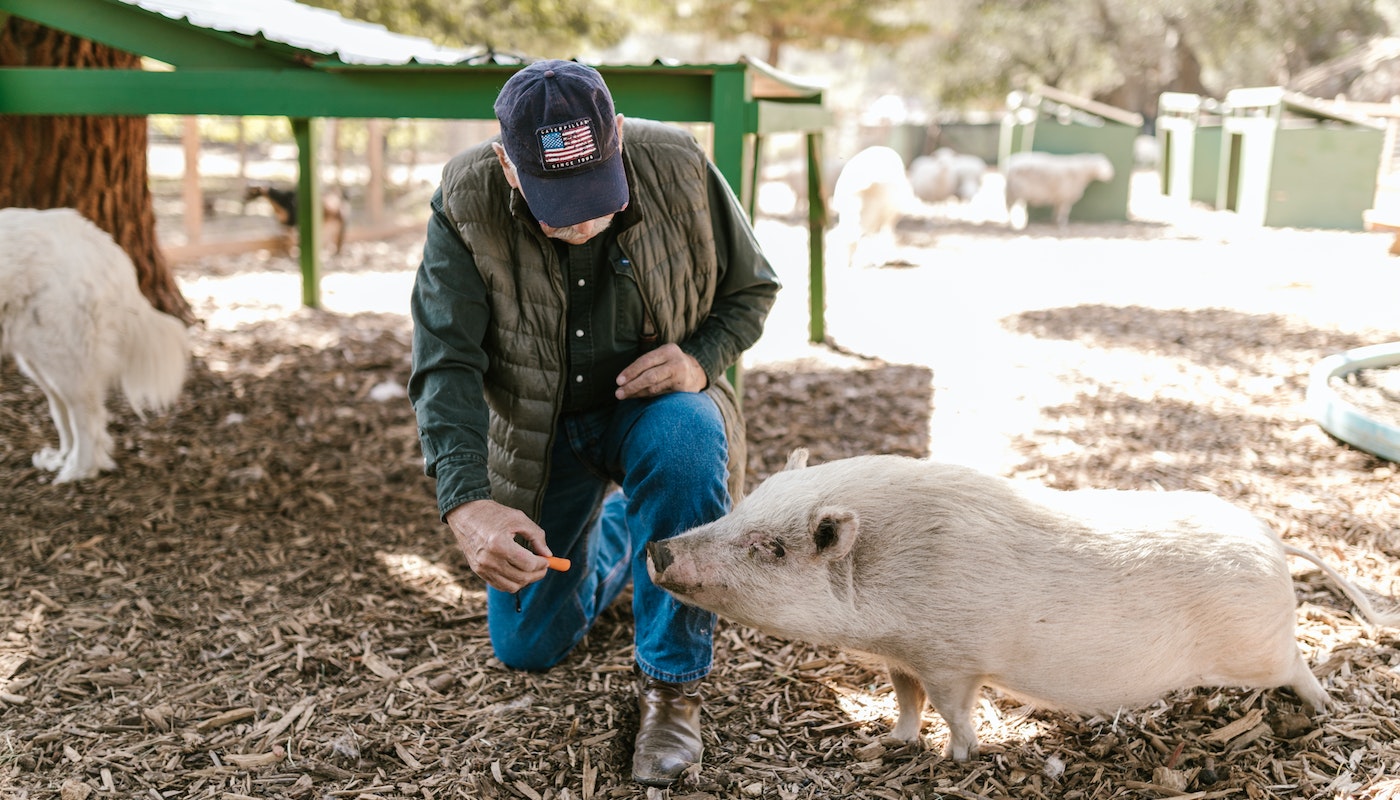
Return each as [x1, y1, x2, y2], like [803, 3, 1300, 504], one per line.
[536, 212, 618, 245]
[493, 114, 626, 246]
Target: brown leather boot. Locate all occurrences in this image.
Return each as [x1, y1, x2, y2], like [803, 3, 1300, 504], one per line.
[631, 675, 703, 786]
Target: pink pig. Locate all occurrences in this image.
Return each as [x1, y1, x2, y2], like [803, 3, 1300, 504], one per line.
[647, 449, 1398, 760]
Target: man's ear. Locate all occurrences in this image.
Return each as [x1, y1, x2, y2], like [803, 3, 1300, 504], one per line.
[492, 142, 521, 191]
[615, 113, 624, 146]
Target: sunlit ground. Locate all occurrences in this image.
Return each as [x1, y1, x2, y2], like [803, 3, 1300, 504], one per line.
[376, 550, 484, 609]
[823, 677, 1062, 757]
[746, 172, 1400, 477]
[174, 170, 1400, 481]
[182, 268, 418, 330]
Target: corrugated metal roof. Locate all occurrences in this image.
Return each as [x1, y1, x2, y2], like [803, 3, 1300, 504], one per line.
[117, 0, 477, 65]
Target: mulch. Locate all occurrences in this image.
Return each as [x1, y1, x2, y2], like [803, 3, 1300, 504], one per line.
[1332, 364, 1400, 431]
[2, 205, 1399, 799]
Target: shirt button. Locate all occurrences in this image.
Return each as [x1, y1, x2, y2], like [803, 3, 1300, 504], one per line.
[575, 329, 584, 337]
[577, 279, 585, 287]
[575, 375, 584, 383]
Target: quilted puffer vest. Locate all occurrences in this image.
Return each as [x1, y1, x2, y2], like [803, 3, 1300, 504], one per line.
[438, 119, 746, 519]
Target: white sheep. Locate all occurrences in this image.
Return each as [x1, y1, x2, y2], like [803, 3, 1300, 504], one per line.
[1002, 151, 1114, 230]
[829, 145, 916, 267]
[909, 148, 986, 205]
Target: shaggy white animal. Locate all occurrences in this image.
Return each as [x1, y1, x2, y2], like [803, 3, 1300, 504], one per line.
[829, 145, 916, 267]
[1002, 151, 1114, 230]
[0, 207, 189, 482]
[909, 148, 987, 205]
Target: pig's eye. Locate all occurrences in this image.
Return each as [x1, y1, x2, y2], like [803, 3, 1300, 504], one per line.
[747, 539, 786, 560]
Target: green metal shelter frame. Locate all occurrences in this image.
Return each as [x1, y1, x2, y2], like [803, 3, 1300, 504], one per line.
[0, 0, 834, 342]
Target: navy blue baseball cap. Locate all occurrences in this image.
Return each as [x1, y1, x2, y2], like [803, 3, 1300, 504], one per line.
[494, 60, 629, 228]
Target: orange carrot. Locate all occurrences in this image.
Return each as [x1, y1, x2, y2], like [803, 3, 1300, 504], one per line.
[514, 534, 570, 571]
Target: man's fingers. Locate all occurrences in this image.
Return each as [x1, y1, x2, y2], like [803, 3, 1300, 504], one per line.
[617, 349, 665, 386]
[616, 366, 658, 398]
[487, 553, 548, 593]
[446, 501, 552, 592]
[618, 373, 669, 399]
[617, 345, 695, 399]
[615, 344, 706, 399]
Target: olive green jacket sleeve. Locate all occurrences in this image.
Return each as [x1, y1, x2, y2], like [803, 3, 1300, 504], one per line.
[408, 188, 494, 519]
[678, 160, 781, 387]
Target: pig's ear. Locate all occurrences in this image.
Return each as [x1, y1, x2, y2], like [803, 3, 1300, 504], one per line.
[784, 448, 810, 471]
[812, 507, 857, 560]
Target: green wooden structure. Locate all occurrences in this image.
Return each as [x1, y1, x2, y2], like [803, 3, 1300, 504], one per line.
[1156, 92, 1223, 206]
[933, 114, 1002, 166]
[1217, 86, 1383, 230]
[0, 0, 834, 342]
[998, 85, 1142, 223]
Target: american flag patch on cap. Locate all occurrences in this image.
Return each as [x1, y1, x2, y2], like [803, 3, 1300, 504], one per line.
[538, 119, 599, 170]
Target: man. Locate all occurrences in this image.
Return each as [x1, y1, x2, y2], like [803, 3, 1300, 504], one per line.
[408, 59, 779, 786]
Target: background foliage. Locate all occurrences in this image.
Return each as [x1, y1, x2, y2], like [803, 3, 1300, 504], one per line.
[926, 0, 1390, 112]
[299, 0, 632, 58]
[303, 0, 1400, 121]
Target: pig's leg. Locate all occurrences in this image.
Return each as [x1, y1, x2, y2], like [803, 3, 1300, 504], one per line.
[888, 666, 927, 741]
[1284, 655, 1329, 711]
[923, 677, 983, 761]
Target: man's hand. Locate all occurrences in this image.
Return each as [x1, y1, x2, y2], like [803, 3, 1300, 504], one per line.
[615, 343, 707, 400]
[445, 499, 553, 592]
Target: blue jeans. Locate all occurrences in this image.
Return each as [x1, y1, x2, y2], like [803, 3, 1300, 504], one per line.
[485, 391, 728, 683]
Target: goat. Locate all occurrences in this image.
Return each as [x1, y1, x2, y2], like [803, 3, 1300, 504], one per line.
[243, 182, 347, 255]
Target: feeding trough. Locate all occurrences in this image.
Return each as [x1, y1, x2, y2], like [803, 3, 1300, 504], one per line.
[1306, 341, 1400, 462]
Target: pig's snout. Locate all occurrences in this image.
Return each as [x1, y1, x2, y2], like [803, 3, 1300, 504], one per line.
[646, 541, 675, 575]
[646, 540, 704, 596]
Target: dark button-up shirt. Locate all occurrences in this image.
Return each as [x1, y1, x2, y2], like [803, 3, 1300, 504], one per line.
[554, 234, 649, 413]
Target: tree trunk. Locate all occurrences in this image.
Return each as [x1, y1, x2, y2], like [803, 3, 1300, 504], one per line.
[1166, 30, 1211, 99]
[765, 35, 783, 70]
[0, 17, 194, 324]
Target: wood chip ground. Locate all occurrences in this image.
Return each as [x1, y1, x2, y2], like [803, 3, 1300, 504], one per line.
[2, 176, 1399, 798]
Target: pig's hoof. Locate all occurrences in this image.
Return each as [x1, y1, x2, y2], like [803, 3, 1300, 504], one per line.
[889, 723, 922, 743]
[944, 740, 980, 762]
[879, 734, 926, 753]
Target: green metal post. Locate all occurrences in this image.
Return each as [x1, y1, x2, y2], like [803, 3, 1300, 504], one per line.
[292, 117, 322, 308]
[709, 67, 751, 201]
[805, 131, 826, 344]
[745, 133, 763, 221]
[708, 66, 752, 398]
